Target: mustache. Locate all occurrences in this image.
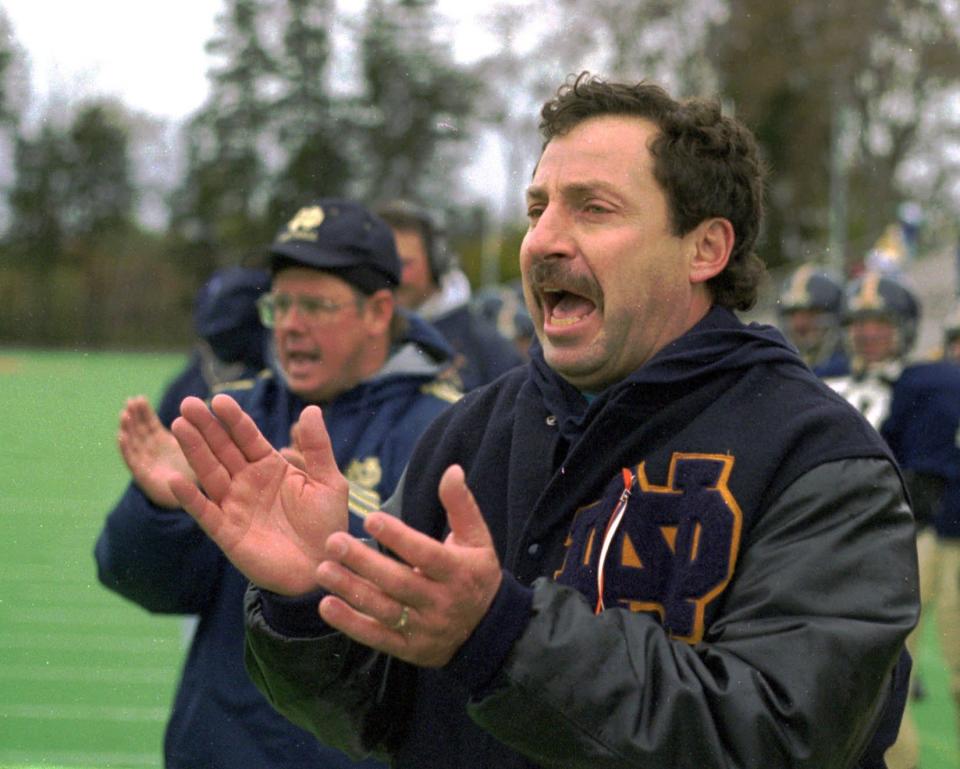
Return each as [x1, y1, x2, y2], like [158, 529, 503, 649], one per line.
[527, 260, 601, 303]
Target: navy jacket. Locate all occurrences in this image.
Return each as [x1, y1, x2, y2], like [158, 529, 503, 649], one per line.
[245, 307, 917, 769]
[432, 304, 524, 391]
[811, 346, 850, 378]
[882, 359, 960, 537]
[94, 314, 459, 769]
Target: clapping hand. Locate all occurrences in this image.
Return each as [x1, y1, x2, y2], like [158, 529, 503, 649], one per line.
[316, 464, 504, 668]
[169, 394, 348, 595]
[117, 396, 194, 509]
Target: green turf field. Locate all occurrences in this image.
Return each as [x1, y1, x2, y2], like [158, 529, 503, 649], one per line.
[0, 347, 957, 768]
[914, 613, 960, 768]
[0, 349, 186, 768]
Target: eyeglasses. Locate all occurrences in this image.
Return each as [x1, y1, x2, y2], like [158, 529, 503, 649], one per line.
[256, 292, 352, 327]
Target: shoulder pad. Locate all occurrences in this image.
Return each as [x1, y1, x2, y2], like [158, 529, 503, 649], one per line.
[211, 367, 273, 394]
[420, 379, 463, 404]
[346, 480, 382, 518]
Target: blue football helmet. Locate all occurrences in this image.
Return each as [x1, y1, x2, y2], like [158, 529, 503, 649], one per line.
[777, 264, 845, 366]
[842, 271, 920, 355]
[778, 263, 844, 317]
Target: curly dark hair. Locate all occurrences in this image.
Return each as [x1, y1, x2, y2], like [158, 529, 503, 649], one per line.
[539, 72, 767, 311]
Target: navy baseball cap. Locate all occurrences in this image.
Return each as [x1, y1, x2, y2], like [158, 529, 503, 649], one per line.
[269, 199, 401, 294]
[193, 266, 271, 365]
[194, 266, 271, 338]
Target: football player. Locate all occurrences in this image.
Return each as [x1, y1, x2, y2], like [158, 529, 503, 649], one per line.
[828, 270, 960, 768]
[777, 263, 849, 376]
[824, 271, 919, 428]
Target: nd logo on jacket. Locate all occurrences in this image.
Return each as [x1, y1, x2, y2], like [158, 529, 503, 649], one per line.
[553, 453, 743, 643]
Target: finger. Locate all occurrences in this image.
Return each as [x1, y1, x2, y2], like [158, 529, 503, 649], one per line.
[209, 394, 276, 464]
[128, 396, 153, 427]
[318, 593, 412, 653]
[315, 557, 410, 628]
[120, 397, 149, 441]
[361, 514, 456, 583]
[169, 473, 228, 540]
[296, 406, 341, 483]
[134, 400, 165, 445]
[118, 399, 150, 462]
[179, 395, 251, 478]
[438, 465, 495, 549]
[171, 414, 233, 501]
[324, 530, 437, 608]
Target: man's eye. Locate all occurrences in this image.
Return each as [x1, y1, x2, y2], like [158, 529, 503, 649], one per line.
[527, 205, 544, 220]
[300, 298, 324, 315]
[274, 295, 293, 313]
[584, 202, 610, 214]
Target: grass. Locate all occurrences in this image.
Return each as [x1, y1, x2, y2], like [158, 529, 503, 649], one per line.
[915, 611, 960, 768]
[0, 347, 956, 768]
[0, 348, 186, 768]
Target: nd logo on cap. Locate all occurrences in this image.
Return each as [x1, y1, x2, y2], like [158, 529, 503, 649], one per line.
[280, 206, 325, 243]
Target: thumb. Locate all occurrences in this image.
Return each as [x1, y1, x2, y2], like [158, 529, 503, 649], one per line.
[297, 406, 339, 482]
[280, 447, 307, 472]
[438, 464, 493, 549]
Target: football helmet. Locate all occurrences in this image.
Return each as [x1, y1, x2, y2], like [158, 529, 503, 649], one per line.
[778, 263, 844, 317]
[842, 271, 920, 358]
[777, 264, 845, 365]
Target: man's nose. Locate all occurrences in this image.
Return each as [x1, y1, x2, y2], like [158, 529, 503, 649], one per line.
[522, 204, 576, 260]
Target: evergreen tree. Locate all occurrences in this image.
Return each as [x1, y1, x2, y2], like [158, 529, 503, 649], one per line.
[0, 9, 29, 234]
[62, 101, 135, 242]
[4, 100, 138, 343]
[268, 0, 352, 222]
[6, 122, 70, 271]
[170, 0, 278, 263]
[354, 0, 479, 202]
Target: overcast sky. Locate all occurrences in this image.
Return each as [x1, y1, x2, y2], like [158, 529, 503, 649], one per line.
[0, 1, 531, 220]
[2, 0, 500, 123]
[3, 0, 224, 120]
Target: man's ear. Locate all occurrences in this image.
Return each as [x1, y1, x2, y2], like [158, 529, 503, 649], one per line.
[689, 218, 734, 285]
[363, 289, 395, 335]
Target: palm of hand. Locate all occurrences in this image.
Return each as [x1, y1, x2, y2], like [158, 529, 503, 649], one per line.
[118, 396, 193, 508]
[198, 445, 348, 596]
[172, 395, 350, 596]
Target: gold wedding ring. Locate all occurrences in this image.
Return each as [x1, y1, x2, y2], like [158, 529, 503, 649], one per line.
[391, 605, 410, 631]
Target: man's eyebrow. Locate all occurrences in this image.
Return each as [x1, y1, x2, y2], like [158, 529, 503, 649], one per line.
[565, 181, 621, 197]
[525, 181, 621, 202]
[525, 185, 547, 201]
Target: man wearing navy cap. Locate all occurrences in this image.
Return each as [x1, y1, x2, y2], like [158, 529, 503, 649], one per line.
[94, 199, 460, 769]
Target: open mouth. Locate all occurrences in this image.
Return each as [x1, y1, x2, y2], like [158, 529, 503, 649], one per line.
[284, 350, 321, 370]
[542, 288, 597, 327]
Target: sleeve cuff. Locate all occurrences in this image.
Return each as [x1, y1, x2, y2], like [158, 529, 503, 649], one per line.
[258, 586, 332, 639]
[442, 571, 533, 696]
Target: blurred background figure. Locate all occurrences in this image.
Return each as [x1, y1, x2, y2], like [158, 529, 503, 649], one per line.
[865, 224, 910, 278]
[943, 302, 960, 362]
[472, 280, 535, 362]
[826, 269, 959, 769]
[777, 263, 849, 376]
[155, 265, 271, 426]
[842, 271, 920, 385]
[921, 301, 960, 754]
[375, 199, 524, 390]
